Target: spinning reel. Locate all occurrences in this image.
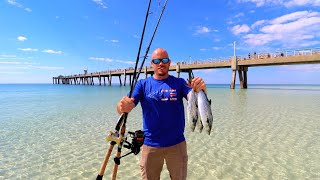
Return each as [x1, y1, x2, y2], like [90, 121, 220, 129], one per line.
[107, 130, 145, 165]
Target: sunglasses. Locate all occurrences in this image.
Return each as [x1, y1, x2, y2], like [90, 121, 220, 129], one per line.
[151, 58, 170, 64]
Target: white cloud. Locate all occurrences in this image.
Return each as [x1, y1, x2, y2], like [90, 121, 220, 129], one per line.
[17, 36, 27, 41]
[0, 54, 26, 60]
[89, 57, 138, 64]
[7, 0, 32, 12]
[7, 0, 22, 7]
[243, 33, 274, 46]
[234, 10, 320, 48]
[199, 47, 222, 51]
[237, 0, 320, 7]
[195, 26, 218, 34]
[231, 24, 250, 35]
[0, 61, 37, 65]
[197, 26, 210, 33]
[0, 54, 17, 58]
[260, 16, 320, 34]
[200, 48, 209, 51]
[0, 64, 63, 70]
[227, 20, 234, 25]
[18, 48, 38, 51]
[111, 40, 119, 43]
[115, 60, 135, 64]
[212, 47, 222, 50]
[106, 39, 119, 43]
[92, 0, 107, 9]
[235, 13, 245, 18]
[270, 11, 319, 24]
[0, 66, 29, 70]
[285, 0, 320, 7]
[42, 49, 63, 54]
[24, 8, 32, 12]
[236, 0, 274, 7]
[251, 20, 266, 29]
[89, 57, 113, 62]
[17, 48, 63, 54]
[0, 71, 25, 74]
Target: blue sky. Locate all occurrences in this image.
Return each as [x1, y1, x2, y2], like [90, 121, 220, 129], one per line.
[0, 0, 319, 84]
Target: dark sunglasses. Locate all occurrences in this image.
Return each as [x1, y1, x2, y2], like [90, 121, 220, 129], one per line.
[151, 58, 170, 64]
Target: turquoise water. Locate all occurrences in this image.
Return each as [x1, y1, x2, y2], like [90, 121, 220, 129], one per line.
[0, 84, 320, 179]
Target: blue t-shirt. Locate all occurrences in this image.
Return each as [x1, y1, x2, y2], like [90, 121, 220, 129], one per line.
[131, 75, 191, 147]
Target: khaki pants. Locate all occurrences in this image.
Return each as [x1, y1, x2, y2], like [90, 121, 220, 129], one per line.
[140, 141, 188, 180]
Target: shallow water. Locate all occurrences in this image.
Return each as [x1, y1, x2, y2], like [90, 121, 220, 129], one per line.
[0, 84, 319, 179]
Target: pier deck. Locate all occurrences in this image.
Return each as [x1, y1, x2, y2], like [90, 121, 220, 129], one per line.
[53, 48, 320, 89]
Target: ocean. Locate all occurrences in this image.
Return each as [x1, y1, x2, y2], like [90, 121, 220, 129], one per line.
[0, 84, 319, 179]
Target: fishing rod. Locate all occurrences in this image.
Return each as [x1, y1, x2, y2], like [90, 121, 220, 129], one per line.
[115, 0, 168, 135]
[133, 0, 168, 87]
[114, 0, 169, 141]
[96, 0, 152, 179]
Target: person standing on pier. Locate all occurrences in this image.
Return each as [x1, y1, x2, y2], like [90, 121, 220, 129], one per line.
[116, 47, 207, 180]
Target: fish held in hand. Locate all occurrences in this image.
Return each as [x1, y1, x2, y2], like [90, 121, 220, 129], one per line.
[197, 90, 213, 135]
[187, 89, 198, 132]
[196, 113, 203, 133]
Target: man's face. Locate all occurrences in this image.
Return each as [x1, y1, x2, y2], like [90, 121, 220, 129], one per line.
[151, 50, 170, 77]
[151, 57, 170, 76]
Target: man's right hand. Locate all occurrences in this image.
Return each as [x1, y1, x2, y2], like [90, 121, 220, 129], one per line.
[117, 96, 135, 114]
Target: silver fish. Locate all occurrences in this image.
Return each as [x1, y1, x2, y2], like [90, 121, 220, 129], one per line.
[197, 90, 213, 135]
[196, 110, 203, 133]
[187, 89, 198, 132]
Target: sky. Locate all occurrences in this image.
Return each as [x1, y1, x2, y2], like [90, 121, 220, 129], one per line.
[0, 0, 320, 84]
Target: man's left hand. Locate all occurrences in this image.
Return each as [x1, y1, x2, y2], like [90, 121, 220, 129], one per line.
[187, 77, 207, 93]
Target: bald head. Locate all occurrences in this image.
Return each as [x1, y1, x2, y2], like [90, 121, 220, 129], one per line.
[151, 48, 169, 60]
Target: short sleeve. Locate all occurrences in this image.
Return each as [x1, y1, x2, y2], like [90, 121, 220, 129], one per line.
[181, 78, 192, 99]
[129, 80, 142, 106]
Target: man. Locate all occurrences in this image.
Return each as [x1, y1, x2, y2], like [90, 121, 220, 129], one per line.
[117, 48, 206, 180]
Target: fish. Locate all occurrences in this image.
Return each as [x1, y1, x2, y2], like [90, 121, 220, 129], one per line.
[196, 111, 203, 133]
[187, 89, 199, 132]
[197, 90, 213, 135]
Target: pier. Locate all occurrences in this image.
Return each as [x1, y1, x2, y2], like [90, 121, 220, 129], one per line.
[53, 48, 320, 89]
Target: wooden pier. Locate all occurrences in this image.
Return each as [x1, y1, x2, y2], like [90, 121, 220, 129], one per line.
[53, 48, 320, 89]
